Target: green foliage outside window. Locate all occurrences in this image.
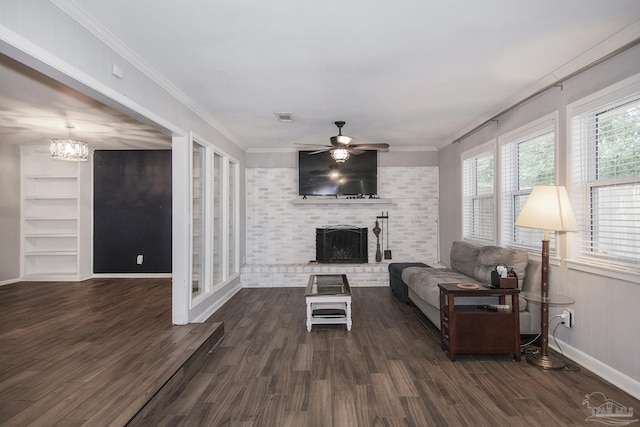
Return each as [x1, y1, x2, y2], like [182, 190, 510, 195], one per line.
[596, 105, 640, 179]
[475, 154, 494, 195]
[518, 133, 555, 189]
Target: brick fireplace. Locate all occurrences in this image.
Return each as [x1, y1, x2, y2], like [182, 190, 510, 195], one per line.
[242, 166, 439, 288]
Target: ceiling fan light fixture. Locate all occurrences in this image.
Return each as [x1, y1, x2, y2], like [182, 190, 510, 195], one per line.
[330, 148, 350, 163]
[330, 121, 354, 146]
[50, 138, 89, 161]
[332, 135, 353, 145]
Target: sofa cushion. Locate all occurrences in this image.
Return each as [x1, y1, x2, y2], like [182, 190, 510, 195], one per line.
[402, 266, 480, 307]
[473, 246, 528, 287]
[403, 266, 528, 312]
[449, 241, 481, 278]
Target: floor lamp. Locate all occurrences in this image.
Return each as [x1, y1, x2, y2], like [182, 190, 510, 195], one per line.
[515, 185, 577, 369]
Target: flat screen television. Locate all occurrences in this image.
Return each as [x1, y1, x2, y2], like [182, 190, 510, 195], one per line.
[298, 150, 378, 196]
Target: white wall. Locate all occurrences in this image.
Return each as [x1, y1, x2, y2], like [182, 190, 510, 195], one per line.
[0, 143, 20, 284]
[438, 44, 640, 398]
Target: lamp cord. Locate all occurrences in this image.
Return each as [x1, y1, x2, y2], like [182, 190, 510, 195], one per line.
[520, 314, 562, 354]
[520, 333, 541, 348]
[551, 318, 581, 372]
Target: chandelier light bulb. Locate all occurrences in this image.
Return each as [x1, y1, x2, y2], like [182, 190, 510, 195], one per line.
[50, 139, 89, 161]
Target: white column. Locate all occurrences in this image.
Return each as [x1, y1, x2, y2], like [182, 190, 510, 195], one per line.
[172, 134, 190, 325]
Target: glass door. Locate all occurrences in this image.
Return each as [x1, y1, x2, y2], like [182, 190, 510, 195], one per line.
[191, 141, 207, 298]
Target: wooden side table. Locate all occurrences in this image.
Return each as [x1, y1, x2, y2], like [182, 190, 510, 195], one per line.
[439, 283, 521, 361]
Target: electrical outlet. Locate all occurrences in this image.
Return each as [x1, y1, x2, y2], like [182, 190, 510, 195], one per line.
[562, 309, 574, 328]
[137, 254, 143, 265]
[567, 308, 574, 328]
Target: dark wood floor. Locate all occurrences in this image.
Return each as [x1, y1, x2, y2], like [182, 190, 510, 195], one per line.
[0, 278, 221, 427]
[137, 286, 639, 426]
[2, 281, 638, 426]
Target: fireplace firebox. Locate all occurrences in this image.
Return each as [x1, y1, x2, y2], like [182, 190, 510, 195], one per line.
[316, 226, 368, 264]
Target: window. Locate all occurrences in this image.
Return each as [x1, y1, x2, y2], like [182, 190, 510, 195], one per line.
[228, 161, 239, 276]
[213, 152, 223, 285]
[189, 134, 241, 307]
[191, 141, 207, 297]
[571, 86, 640, 271]
[501, 115, 556, 251]
[462, 143, 495, 242]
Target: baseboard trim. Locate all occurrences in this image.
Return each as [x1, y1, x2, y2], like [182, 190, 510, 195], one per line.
[0, 278, 21, 287]
[191, 283, 242, 323]
[92, 273, 173, 279]
[550, 338, 640, 400]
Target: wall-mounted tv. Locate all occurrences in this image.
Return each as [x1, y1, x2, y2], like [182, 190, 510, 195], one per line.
[298, 150, 378, 196]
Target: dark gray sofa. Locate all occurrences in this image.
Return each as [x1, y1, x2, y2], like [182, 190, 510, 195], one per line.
[390, 240, 541, 335]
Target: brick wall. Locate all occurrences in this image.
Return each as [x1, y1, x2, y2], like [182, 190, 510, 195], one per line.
[242, 166, 439, 287]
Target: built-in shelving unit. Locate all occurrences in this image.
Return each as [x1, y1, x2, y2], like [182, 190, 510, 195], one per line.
[20, 147, 91, 281]
[290, 198, 392, 205]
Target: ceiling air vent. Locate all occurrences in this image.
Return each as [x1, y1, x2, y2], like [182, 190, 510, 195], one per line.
[275, 112, 293, 122]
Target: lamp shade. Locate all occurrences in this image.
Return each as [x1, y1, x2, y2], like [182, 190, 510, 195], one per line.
[515, 185, 577, 232]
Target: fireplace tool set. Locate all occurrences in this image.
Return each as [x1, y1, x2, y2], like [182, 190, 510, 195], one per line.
[374, 212, 391, 262]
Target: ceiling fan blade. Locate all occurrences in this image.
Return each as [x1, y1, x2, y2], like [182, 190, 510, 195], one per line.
[298, 122, 393, 157]
[295, 143, 332, 148]
[350, 143, 390, 151]
[307, 149, 330, 155]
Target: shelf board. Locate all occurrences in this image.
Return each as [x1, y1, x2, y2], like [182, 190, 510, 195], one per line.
[24, 196, 78, 200]
[25, 233, 78, 238]
[24, 217, 78, 221]
[25, 251, 77, 256]
[24, 175, 78, 180]
[291, 198, 392, 205]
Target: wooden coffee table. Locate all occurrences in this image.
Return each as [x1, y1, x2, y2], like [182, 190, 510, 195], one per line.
[305, 274, 352, 332]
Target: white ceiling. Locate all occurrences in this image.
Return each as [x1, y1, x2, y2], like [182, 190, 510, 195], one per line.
[3, 1, 640, 151]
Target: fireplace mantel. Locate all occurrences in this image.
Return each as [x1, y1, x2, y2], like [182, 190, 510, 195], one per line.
[290, 198, 392, 205]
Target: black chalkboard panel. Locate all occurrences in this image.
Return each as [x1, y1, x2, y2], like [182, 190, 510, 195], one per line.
[93, 150, 172, 273]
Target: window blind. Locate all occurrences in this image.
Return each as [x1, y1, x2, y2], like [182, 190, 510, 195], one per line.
[462, 148, 494, 242]
[501, 125, 556, 252]
[571, 94, 640, 270]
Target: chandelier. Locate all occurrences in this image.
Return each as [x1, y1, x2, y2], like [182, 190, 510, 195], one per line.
[50, 124, 89, 161]
[330, 148, 350, 163]
[50, 139, 89, 161]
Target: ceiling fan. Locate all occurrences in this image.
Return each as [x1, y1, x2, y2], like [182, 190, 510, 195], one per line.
[296, 121, 390, 163]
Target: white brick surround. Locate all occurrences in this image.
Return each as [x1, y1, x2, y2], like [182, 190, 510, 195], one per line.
[243, 166, 439, 287]
[241, 264, 390, 288]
